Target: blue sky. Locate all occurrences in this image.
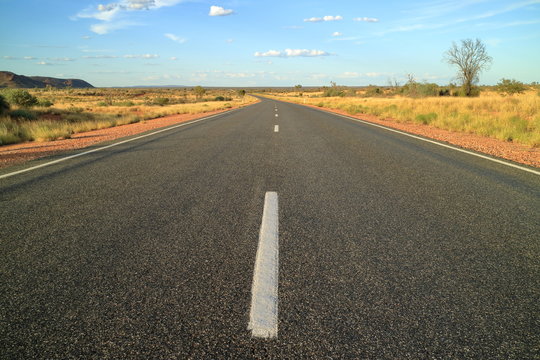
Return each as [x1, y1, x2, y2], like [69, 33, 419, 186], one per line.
[1, 0, 539, 87]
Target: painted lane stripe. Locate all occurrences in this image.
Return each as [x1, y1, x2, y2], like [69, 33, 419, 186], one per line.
[274, 125, 279, 132]
[314, 107, 540, 176]
[248, 191, 279, 338]
[0, 109, 239, 180]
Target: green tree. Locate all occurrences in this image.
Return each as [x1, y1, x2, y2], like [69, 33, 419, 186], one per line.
[4, 89, 39, 108]
[237, 89, 246, 97]
[193, 86, 206, 100]
[496, 78, 527, 96]
[444, 38, 492, 97]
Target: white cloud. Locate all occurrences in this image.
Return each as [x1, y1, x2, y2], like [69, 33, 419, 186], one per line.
[309, 73, 329, 80]
[225, 72, 255, 78]
[90, 21, 137, 34]
[209, 5, 234, 16]
[254, 50, 281, 57]
[254, 49, 330, 57]
[165, 33, 187, 43]
[82, 55, 119, 58]
[75, 0, 186, 34]
[332, 32, 343, 37]
[170, 56, 178, 60]
[48, 57, 75, 61]
[124, 54, 159, 58]
[304, 15, 343, 22]
[353, 17, 379, 22]
[226, 38, 234, 43]
[338, 72, 360, 78]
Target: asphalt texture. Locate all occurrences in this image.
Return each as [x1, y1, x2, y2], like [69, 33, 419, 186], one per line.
[1, 98, 539, 359]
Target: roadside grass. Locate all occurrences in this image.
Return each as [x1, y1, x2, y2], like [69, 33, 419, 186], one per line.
[266, 91, 540, 147]
[0, 88, 256, 146]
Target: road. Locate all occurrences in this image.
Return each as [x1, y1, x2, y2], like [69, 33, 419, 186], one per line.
[1, 97, 539, 359]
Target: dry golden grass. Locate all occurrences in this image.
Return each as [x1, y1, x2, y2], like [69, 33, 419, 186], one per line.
[1, 88, 256, 145]
[267, 90, 540, 147]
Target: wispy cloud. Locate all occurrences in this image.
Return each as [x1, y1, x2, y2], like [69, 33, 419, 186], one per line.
[254, 49, 330, 57]
[304, 15, 343, 22]
[124, 54, 159, 58]
[90, 21, 139, 35]
[379, 0, 540, 36]
[353, 17, 379, 22]
[82, 55, 119, 59]
[165, 33, 187, 43]
[48, 57, 75, 61]
[74, 0, 187, 34]
[332, 32, 343, 37]
[209, 5, 234, 16]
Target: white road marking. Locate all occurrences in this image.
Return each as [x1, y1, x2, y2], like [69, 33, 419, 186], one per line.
[275, 108, 278, 112]
[0, 110, 238, 180]
[317, 108, 540, 176]
[248, 192, 279, 339]
[274, 125, 279, 132]
[275, 113, 279, 117]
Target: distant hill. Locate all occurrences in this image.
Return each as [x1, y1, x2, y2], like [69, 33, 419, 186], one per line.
[0, 71, 94, 89]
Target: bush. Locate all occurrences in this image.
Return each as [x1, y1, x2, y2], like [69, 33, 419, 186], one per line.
[9, 109, 37, 120]
[496, 78, 527, 96]
[365, 87, 382, 97]
[153, 97, 170, 106]
[3, 89, 38, 108]
[37, 99, 54, 107]
[0, 95, 10, 114]
[323, 87, 345, 97]
[415, 112, 438, 125]
[0, 117, 31, 145]
[214, 96, 226, 101]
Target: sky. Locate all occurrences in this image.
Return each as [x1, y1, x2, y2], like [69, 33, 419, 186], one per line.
[0, 0, 539, 87]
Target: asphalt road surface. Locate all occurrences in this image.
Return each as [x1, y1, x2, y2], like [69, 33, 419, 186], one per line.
[1, 98, 539, 359]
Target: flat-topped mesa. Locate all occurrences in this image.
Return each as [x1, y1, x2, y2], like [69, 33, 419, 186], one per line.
[0, 71, 94, 89]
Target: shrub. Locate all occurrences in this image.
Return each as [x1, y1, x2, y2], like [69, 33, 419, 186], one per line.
[9, 109, 37, 120]
[323, 87, 345, 97]
[496, 78, 527, 96]
[3, 89, 38, 108]
[0, 117, 30, 145]
[214, 96, 226, 101]
[37, 99, 54, 107]
[415, 112, 438, 125]
[0, 95, 10, 114]
[154, 97, 170, 106]
[365, 87, 382, 97]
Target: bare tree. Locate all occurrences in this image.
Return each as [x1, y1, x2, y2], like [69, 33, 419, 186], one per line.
[444, 38, 492, 96]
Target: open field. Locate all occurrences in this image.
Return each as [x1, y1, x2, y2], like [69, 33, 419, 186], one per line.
[265, 89, 540, 148]
[0, 87, 256, 145]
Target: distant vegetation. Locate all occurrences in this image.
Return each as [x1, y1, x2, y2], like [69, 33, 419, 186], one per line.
[0, 87, 253, 145]
[263, 81, 540, 147]
[262, 38, 539, 148]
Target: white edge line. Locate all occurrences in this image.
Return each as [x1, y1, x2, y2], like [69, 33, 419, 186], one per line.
[248, 191, 279, 339]
[0, 109, 239, 180]
[309, 105, 540, 176]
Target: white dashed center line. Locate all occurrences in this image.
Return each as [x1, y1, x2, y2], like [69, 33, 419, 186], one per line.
[274, 125, 279, 132]
[248, 192, 279, 338]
